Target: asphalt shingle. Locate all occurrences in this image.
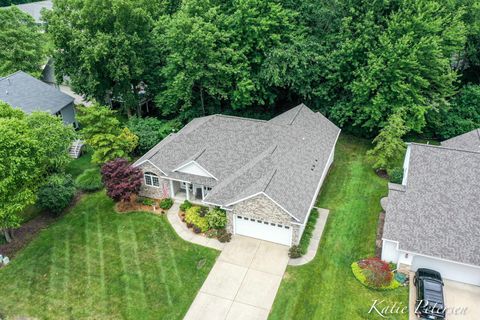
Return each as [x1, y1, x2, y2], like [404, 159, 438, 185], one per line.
[0, 71, 74, 114]
[134, 104, 340, 224]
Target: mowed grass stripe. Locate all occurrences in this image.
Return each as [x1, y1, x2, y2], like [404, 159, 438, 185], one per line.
[94, 210, 108, 316]
[0, 191, 218, 319]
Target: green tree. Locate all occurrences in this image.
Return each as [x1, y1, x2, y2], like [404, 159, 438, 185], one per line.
[0, 102, 76, 241]
[328, 0, 466, 135]
[155, 0, 308, 119]
[428, 84, 480, 139]
[77, 104, 138, 164]
[44, 0, 178, 116]
[26, 112, 76, 172]
[0, 7, 47, 77]
[127, 116, 180, 154]
[367, 110, 408, 170]
[0, 114, 42, 241]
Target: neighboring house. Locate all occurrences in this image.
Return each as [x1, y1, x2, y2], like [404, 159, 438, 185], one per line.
[0, 71, 77, 127]
[134, 104, 341, 246]
[381, 129, 480, 285]
[11, 0, 52, 24]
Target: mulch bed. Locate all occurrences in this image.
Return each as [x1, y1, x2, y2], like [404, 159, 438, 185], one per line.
[0, 192, 84, 259]
[114, 201, 167, 214]
[375, 211, 386, 258]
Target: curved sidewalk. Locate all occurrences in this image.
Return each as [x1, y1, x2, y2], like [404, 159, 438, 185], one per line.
[288, 208, 329, 266]
[166, 201, 225, 251]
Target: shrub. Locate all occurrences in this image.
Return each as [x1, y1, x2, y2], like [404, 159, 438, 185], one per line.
[75, 168, 103, 192]
[389, 167, 404, 184]
[159, 198, 173, 210]
[101, 158, 143, 202]
[142, 198, 155, 206]
[185, 206, 209, 232]
[351, 257, 401, 290]
[180, 200, 192, 212]
[217, 229, 232, 243]
[193, 226, 201, 234]
[199, 206, 209, 217]
[37, 174, 76, 215]
[298, 208, 319, 254]
[289, 245, 302, 258]
[206, 207, 227, 229]
[127, 117, 181, 154]
[205, 229, 220, 238]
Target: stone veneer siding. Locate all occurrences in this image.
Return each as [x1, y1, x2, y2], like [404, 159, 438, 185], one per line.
[229, 194, 302, 245]
[137, 162, 169, 199]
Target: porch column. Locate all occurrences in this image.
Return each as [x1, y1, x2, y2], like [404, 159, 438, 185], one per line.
[201, 186, 205, 200]
[169, 180, 174, 198]
[186, 183, 190, 201]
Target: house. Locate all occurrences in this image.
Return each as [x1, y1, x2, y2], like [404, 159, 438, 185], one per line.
[381, 129, 480, 285]
[0, 71, 77, 127]
[134, 104, 340, 246]
[8, 0, 52, 25]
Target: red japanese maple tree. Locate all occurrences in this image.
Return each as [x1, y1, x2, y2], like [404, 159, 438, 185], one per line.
[101, 158, 143, 202]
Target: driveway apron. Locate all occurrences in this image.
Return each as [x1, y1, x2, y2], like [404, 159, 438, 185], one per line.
[184, 235, 289, 320]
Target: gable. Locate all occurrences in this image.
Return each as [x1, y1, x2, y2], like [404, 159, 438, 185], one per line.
[232, 194, 293, 224]
[174, 161, 217, 179]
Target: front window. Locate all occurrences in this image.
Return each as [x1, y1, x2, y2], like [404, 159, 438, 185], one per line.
[144, 172, 160, 187]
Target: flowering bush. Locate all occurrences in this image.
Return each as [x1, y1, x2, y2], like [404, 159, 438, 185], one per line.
[351, 257, 401, 290]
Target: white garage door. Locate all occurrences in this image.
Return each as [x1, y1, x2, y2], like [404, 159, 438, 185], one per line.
[234, 215, 292, 246]
[411, 255, 480, 286]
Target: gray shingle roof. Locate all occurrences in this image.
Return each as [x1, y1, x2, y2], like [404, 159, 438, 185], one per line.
[442, 129, 480, 152]
[134, 104, 340, 224]
[0, 71, 74, 114]
[14, 0, 52, 24]
[383, 143, 480, 266]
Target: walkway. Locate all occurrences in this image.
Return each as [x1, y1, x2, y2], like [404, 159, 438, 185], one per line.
[184, 236, 289, 320]
[166, 202, 225, 251]
[288, 208, 329, 266]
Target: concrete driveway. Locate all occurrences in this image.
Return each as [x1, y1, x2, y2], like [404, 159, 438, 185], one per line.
[409, 277, 480, 320]
[184, 235, 289, 320]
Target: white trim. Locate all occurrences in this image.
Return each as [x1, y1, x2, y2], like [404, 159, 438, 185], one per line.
[301, 129, 341, 226]
[144, 172, 161, 188]
[161, 176, 191, 183]
[382, 237, 480, 270]
[134, 159, 168, 176]
[402, 144, 411, 186]
[172, 160, 218, 180]
[225, 192, 300, 223]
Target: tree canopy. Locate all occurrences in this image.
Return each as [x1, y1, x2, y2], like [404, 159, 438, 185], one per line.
[77, 104, 138, 164]
[45, 0, 479, 169]
[0, 102, 74, 241]
[0, 6, 47, 77]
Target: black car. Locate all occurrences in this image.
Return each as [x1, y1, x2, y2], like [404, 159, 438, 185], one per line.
[414, 268, 446, 319]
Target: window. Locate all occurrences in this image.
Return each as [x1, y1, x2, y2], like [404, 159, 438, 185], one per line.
[180, 181, 187, 189]
[144, 172, 160, 187]
[285, 226, 290, 229]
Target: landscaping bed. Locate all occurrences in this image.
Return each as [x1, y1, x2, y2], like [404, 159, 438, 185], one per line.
[178, 200, 231, 243]
[115, 196, 174, 214]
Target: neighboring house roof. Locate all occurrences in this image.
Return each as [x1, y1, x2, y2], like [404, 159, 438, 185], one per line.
[135, 104, 341, 224]
[383, 143, 480, 266]
[0, 71, 74, 114]
[442, 128, 480, 152]
[14, 0, 52, 24]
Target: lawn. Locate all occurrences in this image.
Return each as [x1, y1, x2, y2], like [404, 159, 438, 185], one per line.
[269, 135, 408, 320]
[0, 191, 219, 319]
[65, 148, 95, 178]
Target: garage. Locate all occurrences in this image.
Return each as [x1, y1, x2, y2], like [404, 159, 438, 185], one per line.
[411, 255, 480, 286]
[234, 214, 292, 246]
